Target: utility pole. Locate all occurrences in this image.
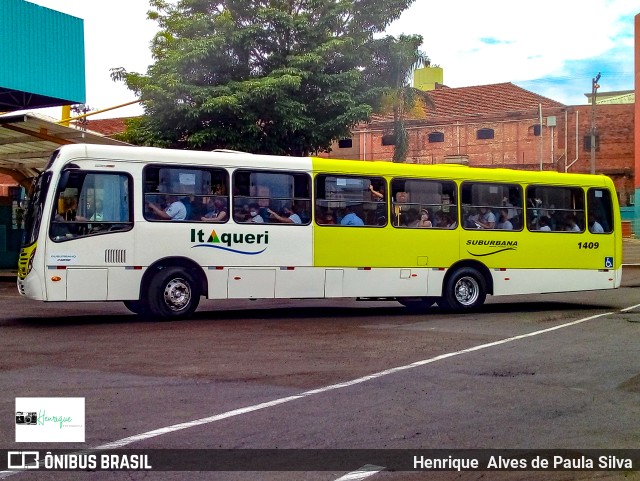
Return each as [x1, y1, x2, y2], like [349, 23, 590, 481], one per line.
[590, 72, 601, 174]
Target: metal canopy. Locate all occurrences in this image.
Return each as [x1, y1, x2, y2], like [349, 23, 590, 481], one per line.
[0, 113, 129, 181]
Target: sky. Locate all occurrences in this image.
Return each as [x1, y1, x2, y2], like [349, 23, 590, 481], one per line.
[22, 0, 639, 120]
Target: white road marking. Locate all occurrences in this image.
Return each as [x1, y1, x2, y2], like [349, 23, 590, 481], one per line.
[334, 464, 385, 480]
[620, 303, 640, 312]
[0, 308, 623, 478]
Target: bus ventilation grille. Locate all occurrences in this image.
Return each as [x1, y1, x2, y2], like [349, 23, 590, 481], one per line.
[104, 249, 126, 264]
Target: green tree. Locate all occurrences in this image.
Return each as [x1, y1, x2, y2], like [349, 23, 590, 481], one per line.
[366, 34, 431, 162]
[112, 0, 415, 156]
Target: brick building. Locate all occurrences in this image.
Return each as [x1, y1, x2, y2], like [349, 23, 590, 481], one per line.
[323, 82, 635, 208]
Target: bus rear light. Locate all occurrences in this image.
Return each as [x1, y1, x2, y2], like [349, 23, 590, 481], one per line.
[358, 267, 372, 270]
[280, 267, 295, 270]
[51, 276, 61, 282]
[56, 266, 66, 270]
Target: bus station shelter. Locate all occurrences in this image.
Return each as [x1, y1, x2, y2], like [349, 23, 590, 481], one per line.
[0, 113, 129, 271]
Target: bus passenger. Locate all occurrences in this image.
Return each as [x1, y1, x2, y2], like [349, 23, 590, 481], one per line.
[404, 208, 420, 227]
[475, 207, 496, 229]
[417, 209, 432, 228]
[147, 195, 187, 221]
[538, 216, 551, 231]
[319, 211, 336, 225]
[268, 204, 302, 224]
[201, 197, 228, 222]
[248, 203, 264, 223]
[369, 183, 384, 200]
[565, 214, 581, 232]
[496, 209, 513, 230]
[588, 214, 604, 233]
[340, 205, 364, 226]
[90, 199, 105, 221]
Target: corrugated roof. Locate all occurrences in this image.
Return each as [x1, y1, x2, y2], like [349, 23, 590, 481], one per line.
[0, 113, 129, 179]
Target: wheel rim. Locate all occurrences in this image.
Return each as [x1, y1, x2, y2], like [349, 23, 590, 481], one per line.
[454, 275, 480, 306]
[163, 278, 191, 311]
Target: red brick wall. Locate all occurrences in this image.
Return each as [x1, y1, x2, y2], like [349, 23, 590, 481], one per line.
[562, 104, 634, 203]
[323, 104, 634, 205]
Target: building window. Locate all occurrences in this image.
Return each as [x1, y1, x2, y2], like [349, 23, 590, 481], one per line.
[477, 128, 494, 140]
[583, 135, 600, 151]
[428, 132, 445, 143]
[338, 138, 353, 149]
[381, 134, 395, 146]
[530, 124, 541, 136]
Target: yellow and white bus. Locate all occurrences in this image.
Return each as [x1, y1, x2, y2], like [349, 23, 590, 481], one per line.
[17, 144, 621, 319]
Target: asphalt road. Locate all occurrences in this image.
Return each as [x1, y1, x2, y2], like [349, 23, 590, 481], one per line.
[1, 269, 639, 481]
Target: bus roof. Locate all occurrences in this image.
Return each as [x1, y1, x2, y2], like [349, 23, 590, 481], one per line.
[53, 143, 612, 188]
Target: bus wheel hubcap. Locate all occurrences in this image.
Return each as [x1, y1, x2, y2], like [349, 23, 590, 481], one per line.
[454, 276, 479, 306]
[163, 278, 190, 311]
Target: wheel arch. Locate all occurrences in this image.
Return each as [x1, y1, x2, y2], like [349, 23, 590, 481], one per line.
[139, 257, 208, 300]
[442, 260, 493, 297]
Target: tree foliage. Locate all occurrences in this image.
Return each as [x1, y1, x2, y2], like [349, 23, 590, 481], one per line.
[113, 0, 416, 156]
[363, 34, 431, 162]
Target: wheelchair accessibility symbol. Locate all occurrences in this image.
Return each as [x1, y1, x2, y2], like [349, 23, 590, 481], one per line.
[604, 257, 614, 269]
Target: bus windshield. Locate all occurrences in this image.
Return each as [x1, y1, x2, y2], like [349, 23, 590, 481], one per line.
[22, 171, 52, 247]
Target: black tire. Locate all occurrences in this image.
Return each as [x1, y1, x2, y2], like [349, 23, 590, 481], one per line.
[438, 267, 487, 311]
[123, 300, 151, 316]
[146, 267, 201, 320]
[398, 297, 436, 311]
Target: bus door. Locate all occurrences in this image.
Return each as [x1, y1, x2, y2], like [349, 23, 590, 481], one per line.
[45, 169, 134, 301]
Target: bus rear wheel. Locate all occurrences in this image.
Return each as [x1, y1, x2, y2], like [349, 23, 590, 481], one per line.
[147, 267, 201, 319]
[438, 267, 486, 311]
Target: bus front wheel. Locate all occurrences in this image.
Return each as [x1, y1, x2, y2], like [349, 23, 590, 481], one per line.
[438, 267, 486, 311]
[147, 267, 201, 319]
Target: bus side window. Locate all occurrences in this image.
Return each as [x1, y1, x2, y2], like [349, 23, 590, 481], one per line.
[391, 178, 459, 229]
[50, 172, 133, 242]
[315, 175, 386, 227]
[587, 188, 613, 233]
[233, 170, 311, 225]
[525, 185, 585, 232]
[460, 182, 521, 231]
[143, 166, 229, 223]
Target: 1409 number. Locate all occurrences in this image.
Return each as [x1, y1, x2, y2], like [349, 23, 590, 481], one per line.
[578, 242, 600, 249]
